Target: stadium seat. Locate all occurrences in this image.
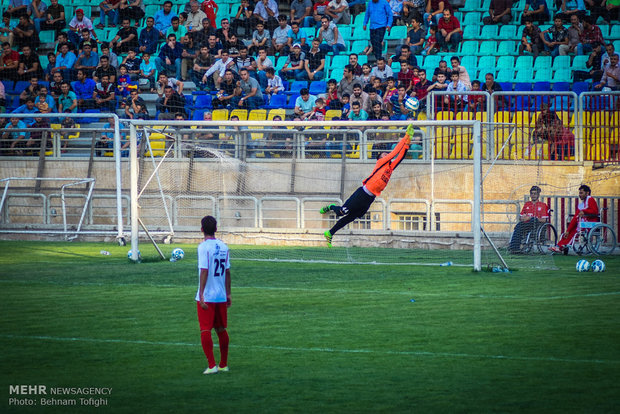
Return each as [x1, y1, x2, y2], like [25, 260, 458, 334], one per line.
[462, 11, 481, 25]
[386, 25, 407, 40]
[477, 68, 496, 79]
[459, 41, 479, 56]
[533, 56, 552, 72]
[497, 41, 517, 56]
[301, 27, 316, 41]
[461, 0, 479, 12]
[330, 67, 344, 81]
[498, 25, 517, 40]
[533, 70, 552, 83]
[515, 55, 534, 71]
[498, 82, 513, 92]
[423, 55, 441, 72]
[192, 110, 206, 120]
[275, 56, 288, 71]
[478, 56, 496, 70]
[497, 56, 515, 70]
[330, 55, 348, 72]
[268, 109, 286, 120]
[1, 80, 14, 94]
[265, 94, 286, 109]
[39, 30, 56, 44]
[571, 55, 588, 71]
[478, 42, 497, 56]
[212, 109, 229, 121]
[552, 82, 570, 92]
[325, 109, 342, 120]
[460, 55, 478, 72]
[349, 40, 367, 54]
[230, 109, 248, 120]
[80, 109, 100, 123]
[598, 25, 610, 38]
[480, 25, 499, 40]
[462, 25, 480, 40]
[194, 95, 212, 109]
[552, 55, 570, 71]
[532, 81, 550, 92]
[552, 69, 571, 83]
[287, 80, 307, 96]
[496, 69, 515, 83]
[13, 81, 30, 94]
[308, 80, 326, 96]
[572, 81, 589, 96]
[285, 94, 299, 109]
[610, 25, 620, 40]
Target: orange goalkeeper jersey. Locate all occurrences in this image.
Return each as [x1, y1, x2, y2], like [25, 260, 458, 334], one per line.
[362, 134, 411, 197]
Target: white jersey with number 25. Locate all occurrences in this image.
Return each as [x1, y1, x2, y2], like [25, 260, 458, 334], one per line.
[195, 238, 230, 303]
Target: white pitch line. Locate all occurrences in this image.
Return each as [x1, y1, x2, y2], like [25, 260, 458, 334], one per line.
[1, 334, 618, 365]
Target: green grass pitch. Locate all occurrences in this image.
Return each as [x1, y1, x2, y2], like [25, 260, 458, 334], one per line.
[1, 241, 619, 413]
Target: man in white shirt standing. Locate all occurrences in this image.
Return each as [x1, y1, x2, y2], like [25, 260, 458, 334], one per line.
[326, 0, 351, 24]
[202, 49, 234, 90]
[196, 215, 231, 375]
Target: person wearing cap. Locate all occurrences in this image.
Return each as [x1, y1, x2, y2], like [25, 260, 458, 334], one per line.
[287, 21, 308, 53]
[271, 15, 291, 58]
[279, 43, 305, 80]
[68, 8, 95, 46]
[509, 186, 550, 254]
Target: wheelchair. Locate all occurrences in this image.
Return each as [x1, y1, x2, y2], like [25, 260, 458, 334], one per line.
[519, 218, 558, 254]
[567, 208, 617, 256]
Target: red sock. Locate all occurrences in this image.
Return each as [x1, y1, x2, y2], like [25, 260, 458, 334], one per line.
[201, 330, 216, 369]
[216, 329, 229, 367]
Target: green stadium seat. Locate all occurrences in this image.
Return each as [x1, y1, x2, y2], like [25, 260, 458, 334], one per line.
[463, 12, 482, 26]
[330, 67, 344, 81]
[386, 25, 407, 40]
[496, 69, 515, 83]
[552, 55, 570, 71]
[533, 55, 552, 71]
[533, 69, 552, 82]
[609, 25, 620, 40]
[497, 25, 517, 40]
[477, 67, 496, 78]
[478, 41, 497, 56]
[349, 40, 367, 54]
[462, 25, 480, 40]
[571, 55, 588, 71]
[423, 55, 441, 71]
[39, 30, 56, 44]
[459, 41, 479, 56]
[330, 55, 348, 72]
[516, 55, 534, 70]
[480, 25, 499, 40]
[460, 55, 478, 71]
[275, 56, 288, 71]
[301, 27, 316, 40]
[598, 25, 610, 38]
[497, 56, 515, 70]
[615, 40, 620, 51]
[461, 0, 479, 12]
[552, 69, 571, 83]
[497, 41, 517, 56]
[514, 68, 533, 83]
[478, 56, 496, 69]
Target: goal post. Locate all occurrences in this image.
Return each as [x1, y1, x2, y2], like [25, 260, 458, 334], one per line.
[127, 118, 493, 268]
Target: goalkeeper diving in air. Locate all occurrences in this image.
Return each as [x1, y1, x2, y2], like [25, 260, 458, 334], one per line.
[319, 124, 415, 247]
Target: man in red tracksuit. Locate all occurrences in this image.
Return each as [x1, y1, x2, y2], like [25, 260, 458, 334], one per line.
[550, 184, 599, 254]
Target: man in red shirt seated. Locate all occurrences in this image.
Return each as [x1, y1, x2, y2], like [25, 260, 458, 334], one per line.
[550, 184, 599, 254]
[509, 186, 550, 253]
[436, 9, 462, 53]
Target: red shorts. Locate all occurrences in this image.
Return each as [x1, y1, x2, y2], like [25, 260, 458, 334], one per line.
[196, 302, 228, 331]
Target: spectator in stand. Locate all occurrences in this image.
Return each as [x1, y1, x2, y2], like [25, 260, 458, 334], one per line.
[0, 15, 15, 48]
[338, 65, 362, 98]
[99, 42, 119, 69]
[191, 45, 212, 88]
[300, 38, 326, 81]
[79, 28, 98, 53]
[110, 18, 138, 54]
[119, 0, 145, 24]
[424, 0, 452, 26]
[203, 49, 234, 89]
[186, 1, 207, 32]
[255, 47, 273, 88]
[17, 45, 43, 81]
[389, 45, 418, 68]
[413, 68, 430, 110]
[521, 0, 550, 25]
[121, 48, 141, 80]
[559, 14, 582, 56]
[294, 87, 317, 117]
[370, 57, 394, 87]
[541, 15, 568, 57]
[192, 18, 215, 47]
[28, 0, 48, 34]
[97, 0, 121, 29]
[13, 15, 39, 51]
[348, 100, 369, 120]
[573, 41, 603, 82]
[155, 72, 184, 97]
[556, 0, 586, 22]
[482, 0, 512, 25]
[532, 102, 560, 142]
[250, 21, 270, 55]
[156, 33, 184, 80]
[34, 86, 55, 114]
[436, 8, 461, 53]
[318, 16, 346, 55]
[601, 43, 620, 70]
[326, 0, 351, 24]
[404, 16, 425, 56]
[231, 0, 253, 38]
[359, 63, 372, 86]
[397, 61, 415, 93]
[387, 85, 411, 120]
[40, 0, 66, 38]
[72, 68, 96, 110]
[234, 45, 256, 75]
[68, 8, 95, 46]
[29, 116, 52, 150]
[58, 81, 77, 113]
[290, 0, 313, 27]
[136, 17, 157, 56]
[389, 0, 406, 23]
[93, 54, 117, 83]
[279, 43, 305, 80]
[216, 18, 234, 47]
[123, 89, 146, 118]
[595, 54, 620, 90]
[201, 0, 218, 29]
[312, 0, 330, 27]
[264, 67, 283, 97]
[43, 52, 56, 80]
[324, 78, 341, 109]
[272, 15, 291, 57]
[2, 117, 28, 155]
[234, 67, 264, 110]
[0, 74, 6, 108]
[254, 0, 279, 33]
[427, 71, 448, 98]
[577, 16, 604, 56]
[154, 1, 177, 38]
[445, 70, 468, 109]
[364, 0, 393, 61]
[450, 56, 471, 90]
[350, 83, 370, 112]
[74, 45, 99, 77]
[18, 76, 41, 104]
[481, 72, 504, 109]
[52, 42, 77, 81]
[204, 33, 222, 59]
[139, 51, 156, 90]
[157, 85, 186, 119]
[519, 18, 544, 57]
[422, 24, 438, 55]
[344, 54, 362, 76]
[287, 22, 309, 53]
[5, 0, 29, 19]
[368, 101, 388, 120]
[93, 73, 116, 112]
[224, 33, 243, 57]
[212, 69, 238, 109]
[167, 16, 188, 44]
[48, 71, 63, 98]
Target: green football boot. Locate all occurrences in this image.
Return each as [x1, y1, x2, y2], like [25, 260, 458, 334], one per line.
[323, 230, 333, 248]
[319, 204, 336, 214]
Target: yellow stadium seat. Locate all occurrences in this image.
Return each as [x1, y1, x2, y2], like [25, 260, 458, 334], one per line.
[212, 109, 229, 121]
[229, 109, 248, 120]
[493, 111, 512, 124]
[455, 112, 474, 121]
[475, 111, 488, 123]
[557, 111, 571, 127]
[434, 138, 451, 159]
[513, 111, 532, 128]
[449, 134, 471, 159]
[526, 143, 549, 160]
[325, 109, 342, 120]
[435, 111, 453, 121]
[268, 109, 286, 121]
[145, 132, 166, 157]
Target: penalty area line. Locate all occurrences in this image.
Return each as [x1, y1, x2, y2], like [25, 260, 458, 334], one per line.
[1, 334, 618, 365]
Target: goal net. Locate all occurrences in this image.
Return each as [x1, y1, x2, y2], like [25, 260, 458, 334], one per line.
[126, 118, 555, 271]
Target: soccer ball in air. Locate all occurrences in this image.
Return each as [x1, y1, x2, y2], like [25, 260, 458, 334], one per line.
[591, 260, 606, 273]
[576, 259, 590, 272]
[404, 96, 420, 112]
[171, 248, 185, 261]
[127, 249, 141, 260]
